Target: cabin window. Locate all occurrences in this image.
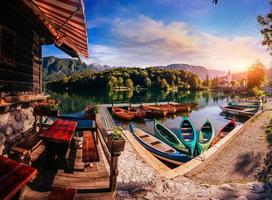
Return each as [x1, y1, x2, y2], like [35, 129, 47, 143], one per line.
[0, 26, 16, 68]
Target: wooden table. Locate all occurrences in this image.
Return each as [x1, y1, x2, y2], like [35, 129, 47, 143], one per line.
[0, 155, 37, 200]
[40, 119, 77, 158]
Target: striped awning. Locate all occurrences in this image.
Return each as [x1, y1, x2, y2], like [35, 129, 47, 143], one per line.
[31, 0, 89, 58]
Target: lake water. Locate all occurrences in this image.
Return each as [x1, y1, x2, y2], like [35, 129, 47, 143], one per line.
[48, 89, 250, 134]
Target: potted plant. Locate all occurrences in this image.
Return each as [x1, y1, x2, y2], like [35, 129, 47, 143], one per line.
[108, 127, 125, 153]
[33, 99, 60, 117]
[85, 105, 99, 120]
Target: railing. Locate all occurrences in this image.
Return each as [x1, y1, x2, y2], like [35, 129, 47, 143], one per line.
[95, 115, 123, 192]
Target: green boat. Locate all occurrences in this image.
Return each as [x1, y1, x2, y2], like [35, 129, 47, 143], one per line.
[154, 120, 189, 154]
[196, 119, 215, 155]
[178, 116, 197, 156]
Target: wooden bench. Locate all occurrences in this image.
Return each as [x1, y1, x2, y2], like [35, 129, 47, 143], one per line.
[11, 132, 42, 164]
[48, 187, 76, 200]
[82, 131, 99, 164]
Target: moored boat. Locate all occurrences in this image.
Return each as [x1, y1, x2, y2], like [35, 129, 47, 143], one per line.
[154, 120, 189, 154]
[129, 123, 191, 165]
[128, 107, 146, 119]
[196, 119, 215, 154]
[220, 106, 257, 117]
[211, 117, 236, 146]
[178, 117, 197, 156]
[158, 104, 177, 114]
[169, 103, 191, 112]
[112, 106, 134, 120]
[141, 105, 168, 117]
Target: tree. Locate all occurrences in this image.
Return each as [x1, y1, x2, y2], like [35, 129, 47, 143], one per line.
[118, 77, 124, 86]
[107, 76, 118, 88]
[144, 77, 152, 88]
[258, 2, 272, 54]
[230, 81, 236, 87]
[160, 79, 170, 90]
[125, 79, 134, 89]
[247, 61, 266, 89]
[204, 74, 210, 87]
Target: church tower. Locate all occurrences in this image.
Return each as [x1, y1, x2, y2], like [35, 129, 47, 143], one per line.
[227, 69, 232, 84]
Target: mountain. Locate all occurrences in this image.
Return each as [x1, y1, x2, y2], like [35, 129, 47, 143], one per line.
[42, 57, 227, 82]
[156, 64, 227, 80]
[42, 56, 111, 82]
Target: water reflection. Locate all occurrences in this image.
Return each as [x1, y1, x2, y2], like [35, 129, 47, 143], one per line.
[49, 89, 250, 134]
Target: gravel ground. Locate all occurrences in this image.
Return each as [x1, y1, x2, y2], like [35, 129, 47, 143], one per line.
[117, 106, 272, 199]
[186, 110, 272, 185]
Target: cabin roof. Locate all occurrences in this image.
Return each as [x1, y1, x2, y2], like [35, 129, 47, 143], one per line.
[23, 0, 89, 59]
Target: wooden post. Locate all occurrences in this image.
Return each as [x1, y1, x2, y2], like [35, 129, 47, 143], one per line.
[109, 152, 121, 191]
[39, 116, 42, 133]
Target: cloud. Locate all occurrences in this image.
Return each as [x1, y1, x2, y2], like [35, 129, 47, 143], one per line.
[87, 17, 111, 29]
[88, 16, 270, 72]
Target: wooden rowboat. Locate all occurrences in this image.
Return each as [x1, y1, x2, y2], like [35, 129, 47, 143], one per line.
[169, 104, 191, 112]
[154, 120, 189, 154]
[196, 119, 215, 154]
[141, 105, 168, 117]
[220, 106, 257, 117]
[158, 104, 177, 114]
[211, 117, 236, 146]
[129, 123, 191, 165]
[112, 106, 134, 120]
[178, 116, 197, 156]
[128, 107, 146, 119]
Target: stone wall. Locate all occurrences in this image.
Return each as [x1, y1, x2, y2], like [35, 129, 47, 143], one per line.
[0, 105, 35, 155]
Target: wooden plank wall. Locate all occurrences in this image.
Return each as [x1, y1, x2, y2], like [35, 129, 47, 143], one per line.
[0, 3, 42, 94]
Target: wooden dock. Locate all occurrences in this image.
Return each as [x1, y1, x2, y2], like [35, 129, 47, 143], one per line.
[99, 101, 177, 108]
[99, 107, 116, 131]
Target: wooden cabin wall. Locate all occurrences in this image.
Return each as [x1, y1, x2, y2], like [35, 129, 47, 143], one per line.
[0, 4, 42, 95]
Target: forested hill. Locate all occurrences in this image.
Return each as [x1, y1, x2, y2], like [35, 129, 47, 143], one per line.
[156, 64, 226, 80]
[42, 56, 227, 82]
[47, 67, 203, 92]
[42, 56, 111, 82]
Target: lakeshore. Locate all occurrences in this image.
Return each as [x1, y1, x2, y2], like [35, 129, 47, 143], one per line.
[116, 101, 272, 199]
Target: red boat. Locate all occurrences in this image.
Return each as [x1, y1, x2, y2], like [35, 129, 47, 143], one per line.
[112, 106, 134, 120]
[169, 104, 191, 112]
[158, 104, 177, 114]
[128, 107, 146, 119]
[141, 105, 168, 117]
[211, 117, 236, 146]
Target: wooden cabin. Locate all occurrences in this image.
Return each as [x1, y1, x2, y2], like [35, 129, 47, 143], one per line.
[0, 1, 124, 198]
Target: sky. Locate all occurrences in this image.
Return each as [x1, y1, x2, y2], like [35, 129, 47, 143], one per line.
[42, 0, 271, 72]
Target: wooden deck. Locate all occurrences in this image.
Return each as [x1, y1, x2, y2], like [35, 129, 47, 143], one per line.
[27, 139, 110, 192]
[99, 107, 116, 131]
[99, 101, 177, 108]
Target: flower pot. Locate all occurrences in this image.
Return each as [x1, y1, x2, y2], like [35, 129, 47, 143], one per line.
[108, 138, 125, 153]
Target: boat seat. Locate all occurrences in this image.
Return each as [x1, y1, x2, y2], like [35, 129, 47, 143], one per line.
[182, 133, 191, 136]
[184, 139, 191, 142]
[165, 149, 175, 153]
[48, 187, 77, 200]
[82, 131, 99, 163]
[140, 135, 149, 138]
[181, 127, 192, 130]
[200, 138, 209, 142]
[150, 141, 161, 146]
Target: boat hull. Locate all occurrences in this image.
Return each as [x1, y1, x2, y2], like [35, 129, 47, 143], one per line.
[154, 120, 188, 154]
[112, 107, 134, 120]
[196, 120, 215, 154]
[179, 116, 197, 156]
[211, 117, 236, 146]
[129, 123, 191, 165]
